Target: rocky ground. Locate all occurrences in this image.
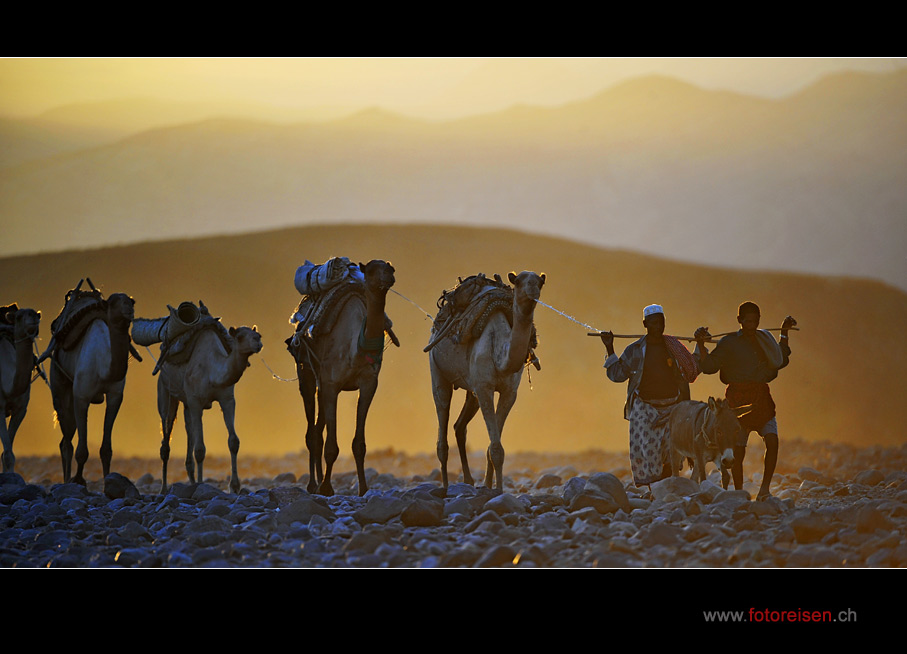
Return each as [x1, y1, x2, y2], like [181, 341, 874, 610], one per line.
[2, 438, 906, 568]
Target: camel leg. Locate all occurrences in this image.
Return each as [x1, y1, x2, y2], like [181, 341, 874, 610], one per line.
[183, 406, 198, 484]
[352, 376, 379, 497]
[430, 369, 454, 489]
[0, 416, 13, 473]
[100, 387, 124, 478]
[52, 384, 76, 483]
[185, 403, 206, 485]
[298, 368, 323, 493]
[0, 407, 18, 473]
[453, 392, 479, 486]
[219, 395, 241, 494]
[475, 387, 503, 491]
[318, 388, 340, 497]
[72, 396, 91, 486]
[158, 386, 179, 494]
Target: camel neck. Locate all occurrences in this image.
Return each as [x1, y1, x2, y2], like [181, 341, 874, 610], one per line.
[363, 288, 387, 342]
[502, 295, 536, 374]
[10, 335, 34, 397]
[104, 320, 132, 383]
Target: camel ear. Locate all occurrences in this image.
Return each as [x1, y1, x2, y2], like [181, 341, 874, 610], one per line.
[508, 272, 518, 284]
[708, 397, 718, 411]
[359, 262, 366, 270]
[539, 273, 546, 286]
[252, 325, 259, 333]
[229, 327, 237, 337]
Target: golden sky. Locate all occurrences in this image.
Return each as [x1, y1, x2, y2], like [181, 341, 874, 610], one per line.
[1, 57, 903, 120]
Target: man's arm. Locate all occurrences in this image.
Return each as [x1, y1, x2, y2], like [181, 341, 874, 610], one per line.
[778, 315, 796, 369]
[601, 331, 632, 383]
[694, 326, 721, 374]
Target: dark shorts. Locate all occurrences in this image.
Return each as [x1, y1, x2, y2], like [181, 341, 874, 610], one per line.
[737, 416, 778, 447]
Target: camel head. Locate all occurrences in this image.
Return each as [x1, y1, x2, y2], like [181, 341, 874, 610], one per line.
[106, 293, 136, 329]
[508, 271, 546, 313]
[230, 326, 263, 358]
[14, 308, 41, 341]
[359, 260, 396, 294]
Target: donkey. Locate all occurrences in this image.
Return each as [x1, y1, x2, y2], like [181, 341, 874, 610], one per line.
[657, 397, 751, 487]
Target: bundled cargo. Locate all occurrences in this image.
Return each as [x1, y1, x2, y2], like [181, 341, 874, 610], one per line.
[294, 256, 364, 296]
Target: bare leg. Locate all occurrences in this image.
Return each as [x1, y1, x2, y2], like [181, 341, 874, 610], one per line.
[757, 434, 778, 500]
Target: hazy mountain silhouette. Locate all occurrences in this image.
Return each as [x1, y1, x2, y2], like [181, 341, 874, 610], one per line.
[0, 224, 902, 470]
[1, 71, 905, 292]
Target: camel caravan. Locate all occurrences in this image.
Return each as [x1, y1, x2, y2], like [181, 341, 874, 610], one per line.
[1, 260, 789, 503]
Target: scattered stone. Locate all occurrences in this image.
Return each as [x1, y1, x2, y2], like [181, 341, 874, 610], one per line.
[534, 473, 562, 489]
[853, 470, 885, 486]
[353, 495, 407, 525]
[104, 473, 141, 500]
[651, 476, 699, 500]
[277, 497, 336, 525]
[400, 499, 443, 527]
[790, 511, 837, 544]
[586, 472, 631, 511]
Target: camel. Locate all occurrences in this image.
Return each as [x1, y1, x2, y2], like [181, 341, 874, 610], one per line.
[429, 271, 545, 492]
[156, 322, 262, 495]
[0, 305, 41, 473]
[50, 292, 137, 485]
[290, 260, 396, 496]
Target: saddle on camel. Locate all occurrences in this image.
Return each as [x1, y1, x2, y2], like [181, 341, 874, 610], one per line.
[133, 300, 234, 374]
[285, 257, 400, 377]
[38, 278, 143, 368]
[424, 272, 541, 371]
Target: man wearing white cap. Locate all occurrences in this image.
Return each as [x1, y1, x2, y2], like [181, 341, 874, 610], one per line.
[601, 305, 700, 487]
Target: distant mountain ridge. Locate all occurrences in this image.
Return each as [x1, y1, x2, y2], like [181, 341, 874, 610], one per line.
[1, 70, 905, 292]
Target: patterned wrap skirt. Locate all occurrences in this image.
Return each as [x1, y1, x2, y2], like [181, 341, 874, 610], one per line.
[628, 393, 680, 486]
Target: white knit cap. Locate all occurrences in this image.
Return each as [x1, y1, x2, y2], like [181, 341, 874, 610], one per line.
[643, 304, 664, 319]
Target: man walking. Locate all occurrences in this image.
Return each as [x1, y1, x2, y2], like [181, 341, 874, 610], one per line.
[602, 305, 700, 487]
[695, 302, 796, 500]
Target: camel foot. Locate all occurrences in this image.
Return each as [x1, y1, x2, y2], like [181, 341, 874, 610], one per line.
[159, 483, 169, 496]
[72, 475, 87, 487]
[357, 482, 368, 497]
[306, 479, 319, 494]
[1, 451, 14, 473]
[230, 478, 241, 495]
[317, 481, 334, 497]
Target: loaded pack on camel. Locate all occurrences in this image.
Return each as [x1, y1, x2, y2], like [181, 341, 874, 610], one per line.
[424, 272, 540, 372]
[286, 257, 399, 380]
[37, 278, 143, 368]
[133, 300, 233, 374]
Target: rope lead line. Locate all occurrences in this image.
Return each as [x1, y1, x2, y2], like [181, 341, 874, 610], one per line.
[533, 298, 602, 333]
[390, 288, 433, 320]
